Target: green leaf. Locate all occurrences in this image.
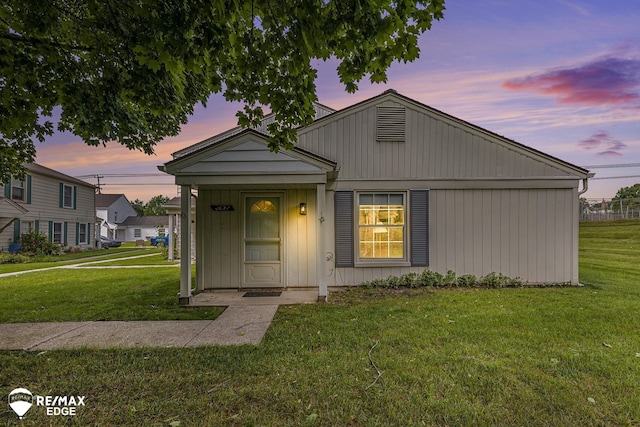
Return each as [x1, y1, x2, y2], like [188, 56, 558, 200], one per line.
[0, 0, 446, 178]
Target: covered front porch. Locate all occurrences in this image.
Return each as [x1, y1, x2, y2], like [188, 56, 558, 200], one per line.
[160, 130, 337, 305]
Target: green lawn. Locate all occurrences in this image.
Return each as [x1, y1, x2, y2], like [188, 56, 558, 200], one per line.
[0, 265, 217, 323]
[0, 247, 155, 274]
[0, 221, 639, 426]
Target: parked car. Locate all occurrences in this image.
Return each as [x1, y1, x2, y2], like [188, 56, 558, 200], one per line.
[151, 236, 169, 247]
[100, 236, 122, 248]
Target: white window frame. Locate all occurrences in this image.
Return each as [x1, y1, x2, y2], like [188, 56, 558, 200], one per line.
[134, 228, 142, 238]
[11, 178, 25, 201]
[53, 222, 63, 244]
[355, 192, 409, 266]
[62, 184, 73, 208]
[79, 223, 88, 244]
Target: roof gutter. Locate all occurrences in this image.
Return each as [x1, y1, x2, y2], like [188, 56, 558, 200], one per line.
[578, 172, 596, 196]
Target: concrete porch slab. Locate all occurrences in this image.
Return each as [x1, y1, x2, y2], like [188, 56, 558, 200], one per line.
[190, 289, 319, 307]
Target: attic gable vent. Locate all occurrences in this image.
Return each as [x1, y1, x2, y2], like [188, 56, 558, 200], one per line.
[376, 106, 406, 142]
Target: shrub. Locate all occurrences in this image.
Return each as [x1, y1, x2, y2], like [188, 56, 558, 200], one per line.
[358, 269, 537, 290]
[419, 269, 444, 287]
[457, 274, 478, 287]
[19, 231, 58, 256]
[0, 254, 31, 264]
[479, 272, 511, 288]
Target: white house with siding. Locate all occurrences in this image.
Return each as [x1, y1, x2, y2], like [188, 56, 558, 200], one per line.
[0, 163, 96, 251]
[160, 90, 591, 304]
[95, 193, 137, 240]
[118, 215, 169, 243]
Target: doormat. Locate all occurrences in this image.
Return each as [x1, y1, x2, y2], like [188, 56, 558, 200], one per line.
[243, 291, 282, 298]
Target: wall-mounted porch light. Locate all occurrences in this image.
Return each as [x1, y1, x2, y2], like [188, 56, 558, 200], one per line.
[299, 202, 307, 216]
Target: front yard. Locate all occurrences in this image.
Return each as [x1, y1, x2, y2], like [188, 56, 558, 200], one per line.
[0, 221, 639, 425]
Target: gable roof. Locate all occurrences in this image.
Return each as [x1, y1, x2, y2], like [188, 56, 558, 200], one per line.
[301, 89, 590, 178]
[162, 129, 336, 181]
[95, 194, 128, 209]
[119, 215, 168, 227]
[172, 102, 336, 159]
[165, 90, 590, 181]
[25, 163, 95, 188]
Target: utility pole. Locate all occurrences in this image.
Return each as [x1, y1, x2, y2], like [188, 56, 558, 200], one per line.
[95, 175, 104, 194]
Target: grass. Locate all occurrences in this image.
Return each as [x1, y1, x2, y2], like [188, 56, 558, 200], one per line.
[0, 265, 217, 323]
[0, 247, 154, 274]
[95, 253, 177, 266]
[0, 220, 639, 425]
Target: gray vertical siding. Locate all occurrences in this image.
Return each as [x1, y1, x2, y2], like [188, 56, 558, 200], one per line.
[297, 99, 572, 180]
[328, 188, 576, 286]
[197, 189, 241, 290]
[198, 188, 318, 289]
[429, 188, 575, 283]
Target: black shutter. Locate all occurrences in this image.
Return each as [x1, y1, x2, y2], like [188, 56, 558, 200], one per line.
[334, 191, 354, 267]
[410, 190, 429, 266]
[26, 175, 32, 204]
[59, 183, 64, 208]
[13, 219, 21, 242]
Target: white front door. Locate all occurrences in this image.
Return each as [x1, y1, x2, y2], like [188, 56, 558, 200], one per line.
[243, 194, 283, 288]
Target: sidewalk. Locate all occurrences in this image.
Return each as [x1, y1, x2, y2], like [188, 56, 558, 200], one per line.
[0, 253, 170, 278]
[0, 290, 318, 350]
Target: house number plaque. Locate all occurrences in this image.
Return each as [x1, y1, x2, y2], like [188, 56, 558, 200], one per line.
[211, 205, 235, 211]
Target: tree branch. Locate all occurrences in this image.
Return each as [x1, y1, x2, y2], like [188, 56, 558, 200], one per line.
[0, 32, 94, 52]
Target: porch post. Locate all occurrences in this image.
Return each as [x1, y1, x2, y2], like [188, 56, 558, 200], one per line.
[167, 214, 174, 262]
[179, 185, 192, 305]
[316, 183, 328, 301]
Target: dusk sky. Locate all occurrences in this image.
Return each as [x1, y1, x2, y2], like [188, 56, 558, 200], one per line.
[35, 0, 640, 202]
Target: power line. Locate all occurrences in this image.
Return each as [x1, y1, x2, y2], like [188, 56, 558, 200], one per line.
[99, 183, 175, 186]
[591, 175, 640, 180]
[581, 163, 640, 169]
[75, 173, 168, 178]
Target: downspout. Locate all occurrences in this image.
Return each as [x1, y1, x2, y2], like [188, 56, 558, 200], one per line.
[575, 172, 595, 286]
[578, 172, 595, 196]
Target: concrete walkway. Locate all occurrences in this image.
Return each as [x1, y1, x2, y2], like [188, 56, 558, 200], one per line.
[0, 290, 318, 350]
[0, 253, 170, 278]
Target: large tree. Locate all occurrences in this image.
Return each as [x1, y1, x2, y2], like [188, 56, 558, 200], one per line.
[143, 195, 170, 216]
[0, 0, 445, 181]
[611, 183, 640, 212]
[131, 198, 145, 217]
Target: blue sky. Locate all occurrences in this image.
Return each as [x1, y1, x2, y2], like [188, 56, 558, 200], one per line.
[36, 0, 640, 202]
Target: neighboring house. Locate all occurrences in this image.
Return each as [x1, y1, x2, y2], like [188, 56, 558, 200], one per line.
[0, 163, 96, 251]
[118, 215, 169, 242]
[160, 90, 592, 304]
[95, 194, 137, 240]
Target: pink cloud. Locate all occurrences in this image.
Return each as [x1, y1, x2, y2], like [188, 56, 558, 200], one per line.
[577, 130, 626, 156]
[503, 57, 640, 108]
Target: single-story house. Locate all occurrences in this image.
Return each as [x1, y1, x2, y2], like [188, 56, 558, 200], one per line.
[160, 90, 592, 304]
[117, 215, 169, 243]
[1, 163, 96, 251]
